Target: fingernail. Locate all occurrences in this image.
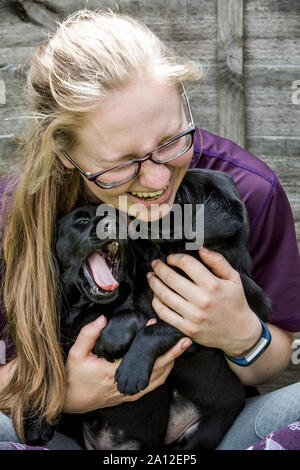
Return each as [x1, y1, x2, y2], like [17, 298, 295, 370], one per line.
[181, 338, 193, 350]
[200, 247, 209, 254]
[146, 272, 154, 280]
[95, 315, 105, 327]
[151, 260, 158, 268]
[147, 318, 157, 326]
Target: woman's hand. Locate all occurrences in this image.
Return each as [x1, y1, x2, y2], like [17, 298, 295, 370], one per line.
[147, 247, 262, 358]
[63, 315, 192, 413]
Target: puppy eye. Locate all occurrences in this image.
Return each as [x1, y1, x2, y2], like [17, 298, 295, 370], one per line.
[75, 219, 90, 226]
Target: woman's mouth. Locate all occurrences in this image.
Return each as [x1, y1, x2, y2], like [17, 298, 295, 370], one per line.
[127, 179, 173, 207]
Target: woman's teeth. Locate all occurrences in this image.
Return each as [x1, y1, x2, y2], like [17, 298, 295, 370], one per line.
[130, 185, 168, 199]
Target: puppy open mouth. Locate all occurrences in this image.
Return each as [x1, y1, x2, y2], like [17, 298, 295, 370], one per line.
[83, 241, 120, 296]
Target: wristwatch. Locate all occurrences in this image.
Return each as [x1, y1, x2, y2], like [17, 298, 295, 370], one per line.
[224, 316, 272, 367]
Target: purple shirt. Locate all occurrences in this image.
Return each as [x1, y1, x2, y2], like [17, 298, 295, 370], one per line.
[1, 128, 300, 361]
[191, 128, 300, 332]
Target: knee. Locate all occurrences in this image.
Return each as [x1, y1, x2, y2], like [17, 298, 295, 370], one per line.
[255, 383, 300, 439]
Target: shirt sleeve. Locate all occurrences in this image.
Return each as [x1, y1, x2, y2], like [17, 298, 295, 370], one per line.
[249, 176, 300, 332]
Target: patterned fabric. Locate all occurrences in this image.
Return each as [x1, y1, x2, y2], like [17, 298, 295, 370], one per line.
[7, 442, 48, 450]
[247, 420, 300, 450]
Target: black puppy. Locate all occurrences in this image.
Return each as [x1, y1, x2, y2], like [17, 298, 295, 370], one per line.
[105, 168, 271, 449]
[24, 203, 170, 448]
[24, 169, 271, 449]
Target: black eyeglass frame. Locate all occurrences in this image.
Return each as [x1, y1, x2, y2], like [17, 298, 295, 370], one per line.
[61, 83, 196, 189]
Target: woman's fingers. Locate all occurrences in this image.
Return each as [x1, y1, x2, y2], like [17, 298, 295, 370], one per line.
[149, 257, 205, 302]
[149, 250, 239, 305]
[148, 273, 206, 321]
[151, 295, 192, 333]
[197, 248, 240, 282]
[167, 248, 239, 284]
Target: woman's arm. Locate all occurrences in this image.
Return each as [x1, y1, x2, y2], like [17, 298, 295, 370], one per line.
[146, 247, 294, 386]
[225, 323, 294, 386]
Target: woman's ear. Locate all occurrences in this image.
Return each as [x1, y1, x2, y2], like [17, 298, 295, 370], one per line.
[57, 151, 75, 170]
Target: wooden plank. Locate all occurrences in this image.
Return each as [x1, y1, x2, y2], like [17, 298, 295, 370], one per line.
[247, 85, 300, 108]
[245, 65, 300, 87]
[217, 0, 245, 148]
[245, 0, 300, 39]
[245, 14, 300, 40]
[245, 0, 300, 15]
[245, 39, 300, 66]
[247, 136, 300, 157]
[35, 0, 217, 18]
[246, 106, 300, 137]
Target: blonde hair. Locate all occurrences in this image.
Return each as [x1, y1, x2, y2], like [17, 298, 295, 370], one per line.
[0, 9, 202, 442]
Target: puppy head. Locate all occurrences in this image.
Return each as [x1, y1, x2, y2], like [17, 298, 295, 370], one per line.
[55, 204, 130, 305]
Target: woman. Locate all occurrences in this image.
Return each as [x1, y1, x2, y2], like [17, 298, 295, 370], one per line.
[0, 9, 299, 450]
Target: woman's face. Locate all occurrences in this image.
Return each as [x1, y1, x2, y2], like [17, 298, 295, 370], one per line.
[60, 78, 194, 221]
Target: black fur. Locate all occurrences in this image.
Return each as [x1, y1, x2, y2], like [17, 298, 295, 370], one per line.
[24, 169, 271, 450]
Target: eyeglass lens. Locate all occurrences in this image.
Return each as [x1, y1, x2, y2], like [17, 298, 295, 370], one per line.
[96, 132, 193, 187]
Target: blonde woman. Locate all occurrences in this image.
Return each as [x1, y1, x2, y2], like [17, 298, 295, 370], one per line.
[0, 10, 299, 450]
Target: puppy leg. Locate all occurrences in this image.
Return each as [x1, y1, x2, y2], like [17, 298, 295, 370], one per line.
[94, 311, 149, 362]
[115, 321, 184, 395]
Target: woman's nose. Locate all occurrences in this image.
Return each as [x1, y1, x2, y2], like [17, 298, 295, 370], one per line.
[138, 159, 171, 189]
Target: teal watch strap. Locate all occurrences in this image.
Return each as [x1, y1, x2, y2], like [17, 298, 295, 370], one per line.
[224, 317, 271, 367]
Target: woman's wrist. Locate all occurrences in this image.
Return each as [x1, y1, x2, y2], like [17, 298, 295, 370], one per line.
[222, 310, 263, 358]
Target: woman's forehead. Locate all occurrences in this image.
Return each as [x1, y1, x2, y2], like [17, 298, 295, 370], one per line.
[77, 80, 183, 164]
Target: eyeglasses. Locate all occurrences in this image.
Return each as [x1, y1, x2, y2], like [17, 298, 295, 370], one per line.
[61, 83, 196, 189]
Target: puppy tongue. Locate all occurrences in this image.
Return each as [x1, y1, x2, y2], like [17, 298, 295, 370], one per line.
[87, 251, 119, 291]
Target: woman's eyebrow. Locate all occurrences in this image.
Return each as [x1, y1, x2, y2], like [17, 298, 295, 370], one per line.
[113, 122, 184, 162]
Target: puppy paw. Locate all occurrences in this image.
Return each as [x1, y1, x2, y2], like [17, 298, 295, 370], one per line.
[94, 325, 135, 362]
[115, 355, 153, 395]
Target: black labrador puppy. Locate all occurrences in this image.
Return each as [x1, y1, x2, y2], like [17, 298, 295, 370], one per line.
[24, 169, 271, 449]
[24, 203, 170, 448]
